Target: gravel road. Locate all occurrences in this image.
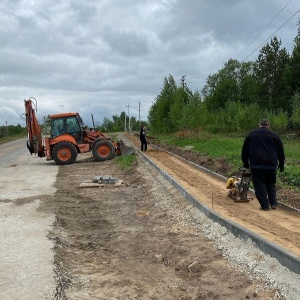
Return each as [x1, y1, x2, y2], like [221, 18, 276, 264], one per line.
[0, 139, 57, 300]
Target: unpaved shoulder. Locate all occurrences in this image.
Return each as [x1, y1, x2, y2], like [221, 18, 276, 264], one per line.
[43, 153, 278, 299]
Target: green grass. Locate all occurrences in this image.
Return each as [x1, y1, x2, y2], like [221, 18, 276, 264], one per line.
[155, 133, 300, 190]
[158, 134, 244, 168]
[0, 133, 27, 144]
[116, 154, 136, 169]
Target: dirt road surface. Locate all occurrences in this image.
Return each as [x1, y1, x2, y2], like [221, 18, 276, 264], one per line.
[2, 136, 300, 299]
[42, 153, 281, 300]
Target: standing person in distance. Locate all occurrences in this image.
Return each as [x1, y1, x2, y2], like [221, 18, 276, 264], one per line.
[140, 125, 147, 151]
[241, 119, 285, 211]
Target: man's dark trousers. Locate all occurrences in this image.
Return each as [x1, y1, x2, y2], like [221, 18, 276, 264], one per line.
[141, 141, 147, 151]
[251, 168, 277, 209]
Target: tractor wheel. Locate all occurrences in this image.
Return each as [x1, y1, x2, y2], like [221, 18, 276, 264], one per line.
[52, 142, 77, 165]
[92, 140, 115, 161]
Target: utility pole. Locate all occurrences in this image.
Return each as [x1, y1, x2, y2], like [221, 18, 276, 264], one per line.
[91, 114, 95, 130]
[126, 103, 131, 132]
[138, 100, 141, 128]
[124, 112, 126, 132]
[181, 75, 186, 88]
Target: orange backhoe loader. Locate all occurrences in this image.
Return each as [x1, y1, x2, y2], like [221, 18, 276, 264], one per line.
[24, 97, 134, 165]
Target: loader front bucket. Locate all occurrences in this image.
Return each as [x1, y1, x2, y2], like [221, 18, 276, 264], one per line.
[118, 141, 135, 156]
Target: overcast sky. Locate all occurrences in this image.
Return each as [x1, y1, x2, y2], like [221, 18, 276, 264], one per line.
[1, 0, 299, 127]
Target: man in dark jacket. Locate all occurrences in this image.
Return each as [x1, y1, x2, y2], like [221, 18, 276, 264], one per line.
[241, 119, 285, 211]
[140, 126, 147, 151]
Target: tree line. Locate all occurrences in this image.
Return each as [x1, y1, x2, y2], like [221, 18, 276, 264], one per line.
[0, 124, 26, 138]
[148, 19, 300, 135]
[97, 111, 145, 132]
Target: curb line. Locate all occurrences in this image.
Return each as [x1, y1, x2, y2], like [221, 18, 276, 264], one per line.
[121, 134, 300, 275]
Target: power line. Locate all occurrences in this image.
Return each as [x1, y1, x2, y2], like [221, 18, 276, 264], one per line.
[242, 8, 300, 62]
[237, 0, 293, 60]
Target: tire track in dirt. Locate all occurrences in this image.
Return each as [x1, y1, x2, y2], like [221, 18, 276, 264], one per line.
[123, 133, 300, 258]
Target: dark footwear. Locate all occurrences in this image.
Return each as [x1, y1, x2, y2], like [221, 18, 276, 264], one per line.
[271, 206, 277, 209]
[260, 207, 270, 211]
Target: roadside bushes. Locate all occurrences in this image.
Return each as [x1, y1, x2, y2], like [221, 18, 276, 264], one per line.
[150, 95, 292, 135]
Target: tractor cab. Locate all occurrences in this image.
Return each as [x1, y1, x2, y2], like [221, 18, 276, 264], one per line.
[50, 113, 84, 143]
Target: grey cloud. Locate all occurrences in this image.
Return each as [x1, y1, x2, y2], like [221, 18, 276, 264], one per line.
[101, 27, 151, 57]
[0, 0, 299, 125]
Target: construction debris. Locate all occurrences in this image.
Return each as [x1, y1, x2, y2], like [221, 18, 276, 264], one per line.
[93, 176, 119, 184]
[79, 175, 123, 188]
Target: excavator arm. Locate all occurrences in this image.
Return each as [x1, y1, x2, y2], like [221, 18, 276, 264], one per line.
[24, 97, 45, 157]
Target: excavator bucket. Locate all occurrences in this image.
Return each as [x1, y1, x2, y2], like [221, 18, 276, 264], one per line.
[118, 141, 135, 156]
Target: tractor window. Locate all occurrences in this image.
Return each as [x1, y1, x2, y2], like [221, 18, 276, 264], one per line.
[51, 119, 66, 137]
[66, 117, 80, 133]
[50, 116, 82, 142]
[66, 117, 82, 142]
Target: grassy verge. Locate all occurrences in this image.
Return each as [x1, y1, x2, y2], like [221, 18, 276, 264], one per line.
[0, 134, 27, 144]
[116, 155, 136, 169]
